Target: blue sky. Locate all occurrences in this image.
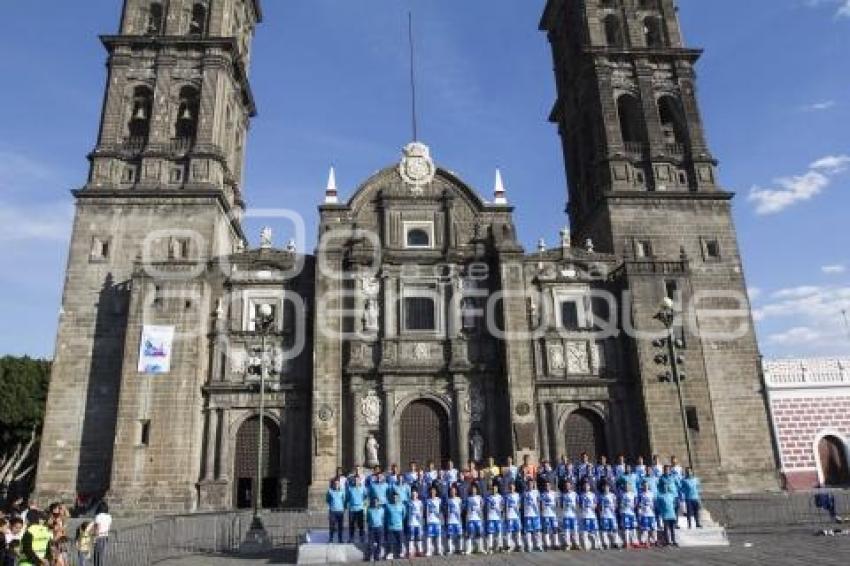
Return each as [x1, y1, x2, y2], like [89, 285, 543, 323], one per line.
[0, 0, 848, 359]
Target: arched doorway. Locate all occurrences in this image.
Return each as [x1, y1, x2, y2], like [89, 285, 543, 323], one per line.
[399, 400, 450, 468]
[564, 409, 607, 461]
[233, 416, 280, 509]
[818, 436, 850, 486]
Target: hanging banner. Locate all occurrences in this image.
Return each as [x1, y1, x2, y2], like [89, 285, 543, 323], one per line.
[137, 325, 175, 374]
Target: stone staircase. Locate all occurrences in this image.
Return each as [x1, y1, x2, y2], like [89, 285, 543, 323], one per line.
[676, 510, 729, 547]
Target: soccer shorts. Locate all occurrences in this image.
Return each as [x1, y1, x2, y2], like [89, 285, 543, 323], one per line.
[541, 516, 558, 532]
[466, 520, 483, 537]
[409, 526, 422, 540]
[638, 516, 656, 531]
[561, 517, 578, 532]
[524, 516, 541, 533]
[426, 523, 442, 538]
[446, 524, 462, 538]
[600, 518, 616, 532]
[622, 514, 636, 530]
[582, 518, 599, 533]
[505, 518, 521, 533]
[486, 520, 502, 535]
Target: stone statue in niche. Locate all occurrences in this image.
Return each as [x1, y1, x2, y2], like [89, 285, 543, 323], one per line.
[260, 226, 273, 249]
[361, 390, 381, 426]
[467, 385, 485, 423]
[363, 299, 379, 332]
[469, 430, 484, 463]
[548, 344, 566, 372]
[365, 434, 380, 467]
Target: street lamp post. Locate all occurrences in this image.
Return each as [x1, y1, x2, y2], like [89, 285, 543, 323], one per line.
[244, 303, 274, 548]
[654, 297, 694, 471]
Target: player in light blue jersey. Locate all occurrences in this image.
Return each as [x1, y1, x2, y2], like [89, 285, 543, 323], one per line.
[445, 485, 464, 555]
[522, 479, 544, 552]
[464, 483, 485, 554]
[485, 484, 504, 554]
[579, 482, 602, 550]
[619, 482, 638, 548]
[559, 480, 580, 550]
[539, 481, 560, 550]
[407, 489, 424, 557]
[599, 483, 622, 549]
[424, 487, 444, 556]
[637, 482, 658, 547]
[503, 482, 522, 552]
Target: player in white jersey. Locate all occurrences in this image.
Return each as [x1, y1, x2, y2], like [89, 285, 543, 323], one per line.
[599, 483, 622, 549]
[406, 490, 424, 557]
[465, 484, 485, 554]
[539, 481, 560, 550]
[503, 482, 523, 552]
[445, 485, 464, 555]
[522, 479, 544, 552]
[619, 482, 638, 549]
[579, 482, 602, 550]
[425, 487, 444, 556]
[558, 481, 580, 550]
[485, 484, 504, 553]
[637, 482, 657, 547]
[444, 460, 459, 484]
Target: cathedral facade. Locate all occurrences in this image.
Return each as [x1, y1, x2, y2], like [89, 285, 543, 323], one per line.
[35, 0, 778, 514]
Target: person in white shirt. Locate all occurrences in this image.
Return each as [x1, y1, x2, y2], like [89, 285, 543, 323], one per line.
[578, 482, 602, 551]
[407, 490, 424, 558]
[425, 487, 444, 556]
[599, 483, 621, 549]
[503, 482, 522, 552]
[539, 481, 559, 550]
[485, 484, 504, 554]
[559, 481, 580, 550]
[464, 484, 485, 554]
[620, 482, 638, 549]
[92, 502, 113, 566]
[445, 486, 463, 555]
[637, 482, 658, 547]
[522, 479, 543, 552]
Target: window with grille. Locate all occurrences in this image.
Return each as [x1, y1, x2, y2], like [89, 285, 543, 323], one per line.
[404, 297, 436, 331]
[560, 301, 581, 331]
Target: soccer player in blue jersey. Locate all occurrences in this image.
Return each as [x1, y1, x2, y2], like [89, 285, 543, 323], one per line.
[326, 478, 346, 543]
[424, 487, 444, 556]
[385, 491, 407, 559]
[539, 481, 559, 550]
[503, 482, 522, 552]
[445, 485, 464, 555]
[407, 489, 424, 557]
[634, 456, 647, 481]
[464, 483, 485, 554]
[614, 455, 627, 479]
[366, 497, 385, 562]
[347, 474, 366, 543]
[485, 483, 504, 553]
[680, 468, 702, 528]
[579, 481, 602, 551]
[637, 482, 657, 547]
[559, 480, 580, 550]
[620, 481, 638, 549]
[599, 483, 621, 549]
[523, 479, 544, 552]
[577, 453, 593, 486]
[369, 473, 389, 506]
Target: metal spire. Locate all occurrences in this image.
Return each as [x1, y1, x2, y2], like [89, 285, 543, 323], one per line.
[493, 169, 507, 204]
[408, 12, 419, 142]
[324, 166, 339, 204]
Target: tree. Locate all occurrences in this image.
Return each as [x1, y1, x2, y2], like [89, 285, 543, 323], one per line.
[0, 356, 51, 501]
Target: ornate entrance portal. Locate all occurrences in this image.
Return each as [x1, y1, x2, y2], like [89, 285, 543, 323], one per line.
[564, 409, 607, 461]
[400, 400, 450, 467]
[233, 416, 281, 509]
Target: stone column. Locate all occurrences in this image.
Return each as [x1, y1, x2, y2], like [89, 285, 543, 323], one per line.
[453, 376, 469, 466]
[203, 407, 218, 481]
[383, 386, 398, 468]
[537, 403, 550, 462]
[217, 409, 230, 481]
[351, 376, 366, 468]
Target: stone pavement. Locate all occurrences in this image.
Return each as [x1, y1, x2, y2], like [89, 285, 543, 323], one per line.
[156, 529, 849, 566]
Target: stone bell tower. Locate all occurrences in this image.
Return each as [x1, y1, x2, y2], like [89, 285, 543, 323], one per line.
[541, 0, 778, 492]
[35, 0, 262, 507]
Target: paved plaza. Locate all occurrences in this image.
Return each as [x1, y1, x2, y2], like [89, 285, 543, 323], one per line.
[155, 529, 849, 566]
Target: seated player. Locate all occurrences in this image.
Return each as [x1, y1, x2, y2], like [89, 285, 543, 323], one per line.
[485, 483, 504, 554]
[559, 480, 580, 550]
[579, 481, 602, 551]
[539, 481, 560, 550]
[522, 479, 544, 552]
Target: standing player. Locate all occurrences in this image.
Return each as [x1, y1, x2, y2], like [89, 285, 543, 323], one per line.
[445, 485, 464, 555]
[465, 484, 485, 554]
[539, 481, 559, 550]
[619, 481, 638, 549]
[522, 479, 544, 552]
[637, 482, 658, 547]
[485, 483, 504, 554]
[559, 480, 580, 550]
[503, 482, 523, 552]
[579, 481, 602, 551]
[407, 489, 424, 558]
[424, 487, 444, 557]
[598, 483, 621, 549]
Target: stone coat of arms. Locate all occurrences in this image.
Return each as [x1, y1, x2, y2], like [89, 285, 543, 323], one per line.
[398, 142, 436, 190]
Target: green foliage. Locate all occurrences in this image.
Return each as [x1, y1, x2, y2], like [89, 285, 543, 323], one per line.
[0, 356, 51, 445]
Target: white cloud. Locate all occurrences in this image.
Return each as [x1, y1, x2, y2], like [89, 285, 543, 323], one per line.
[822, 264, 847, 274]
[802, 100, 836, 112]
[748, 154, 850, 215]
[0, 201, 72, 242]
[805, 0, 850, 18]
[768, 326, 822, 345]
